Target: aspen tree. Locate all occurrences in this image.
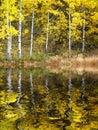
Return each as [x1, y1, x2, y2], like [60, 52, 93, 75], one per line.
[68, 7, 71, 55]
[6, 0, 12, 60]
[30, 2, 35, 56]
[46, 0, 51, 54]
[18, 0, 22, 59]
[82, 0, 85, 52]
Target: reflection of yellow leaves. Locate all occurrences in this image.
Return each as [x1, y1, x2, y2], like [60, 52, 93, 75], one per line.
[48, 117, 61, 120]
[0, 90, 18, 105]
[6, 91, 18, 103]
[36, 85, 46, 94]
[19, 115, 61, 130]
[0, 113, 20, 130]
[66, 126, 73, 130]
[3, 110, 18, 119]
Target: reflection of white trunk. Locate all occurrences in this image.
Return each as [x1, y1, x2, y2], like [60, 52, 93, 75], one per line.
[30, 73, 35, 112]
[45, 74, 49, 116]
[18, 0, 22, 59]
[66, 75, 72, 118]
[30, 10, 34, 56]
[7, 68, 12, 91]
[68, 9, 71, 55]
[17, 70, 22, 107]
[82, 9, 85, 52]
[46, 12, 50, 53]
[81, 77, 85, 104]
[7, 1, 12, 60]
[45, 75, 49, 91]
[68, 76, 72, 96]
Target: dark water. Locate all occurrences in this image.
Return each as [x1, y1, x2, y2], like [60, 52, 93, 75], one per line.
[0, 68, 98, 130]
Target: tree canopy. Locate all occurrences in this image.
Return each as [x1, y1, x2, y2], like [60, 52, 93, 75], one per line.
[0, 0, 98, 58]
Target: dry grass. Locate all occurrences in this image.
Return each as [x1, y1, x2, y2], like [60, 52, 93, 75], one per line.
[0, 55, 98, 74]
[45, 55, 98, 74]
[73, 56, 98, 67]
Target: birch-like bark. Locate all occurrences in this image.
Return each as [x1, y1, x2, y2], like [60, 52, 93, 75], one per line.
[82, 5, 85, 52]
[7, 68, 12, 91]
[17, 70, 22, 107]
[30, 10, 34, 56]
[68, 8, 71, 55]
[18, 0, 22, 59]
[7, 1, 12, 60]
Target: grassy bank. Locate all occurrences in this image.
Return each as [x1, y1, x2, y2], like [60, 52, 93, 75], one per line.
[0, 52, 98, 74]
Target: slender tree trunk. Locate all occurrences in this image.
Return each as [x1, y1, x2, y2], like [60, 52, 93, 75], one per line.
[17, 70, 22, 107]
[7, 1, 12, 60]
[7, 68, 12, 91]
[68, 8, 71, 56]
[7, 23, 12, 60]
[46, 12, 50, 54]
[18, 0, 22, 59]
[30, 10, 34, 56]
[82, 6, 85, 52]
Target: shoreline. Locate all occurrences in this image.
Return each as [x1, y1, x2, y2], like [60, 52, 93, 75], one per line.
[45, 56, 98, 73]
[0, 56, 98, 74]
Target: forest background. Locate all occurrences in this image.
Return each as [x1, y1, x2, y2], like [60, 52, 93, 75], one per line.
[0, 0, 98, 61]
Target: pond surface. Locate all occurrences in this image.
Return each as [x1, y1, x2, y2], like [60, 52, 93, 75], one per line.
[0, 68, 98, 130]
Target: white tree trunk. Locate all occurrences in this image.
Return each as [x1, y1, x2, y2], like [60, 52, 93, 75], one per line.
[18, 0, 22, 59]
[30, 10, 34, 56]
[7, 68, 12, 91]
[46, 12, 50, 54]
[68, 9, 71, 55]
[82, 7, 85, 52]
[7, 1, 12, 60]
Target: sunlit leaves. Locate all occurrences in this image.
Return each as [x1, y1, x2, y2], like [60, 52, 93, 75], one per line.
[0, 0, 98, 53]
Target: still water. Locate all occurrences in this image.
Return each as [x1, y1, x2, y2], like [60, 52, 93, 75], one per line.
[0, 68, 98, 130]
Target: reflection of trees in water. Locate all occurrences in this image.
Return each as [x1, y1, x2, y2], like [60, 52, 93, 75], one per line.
[65, 71, 72, 120]
[44, 74, 69, 129]
[64, 73, 89, 129]
[2, 69, 98, 130]
[30, 73, 35, 113]
[7, 68, 12, 91]
[80, 76, 88, 128]
[16, 118, 24, 130]
[17, 70, 22, 107]
[81, 77, 86, 104]
[45, 74, 50, 117]
[16, 70, 24, 130]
